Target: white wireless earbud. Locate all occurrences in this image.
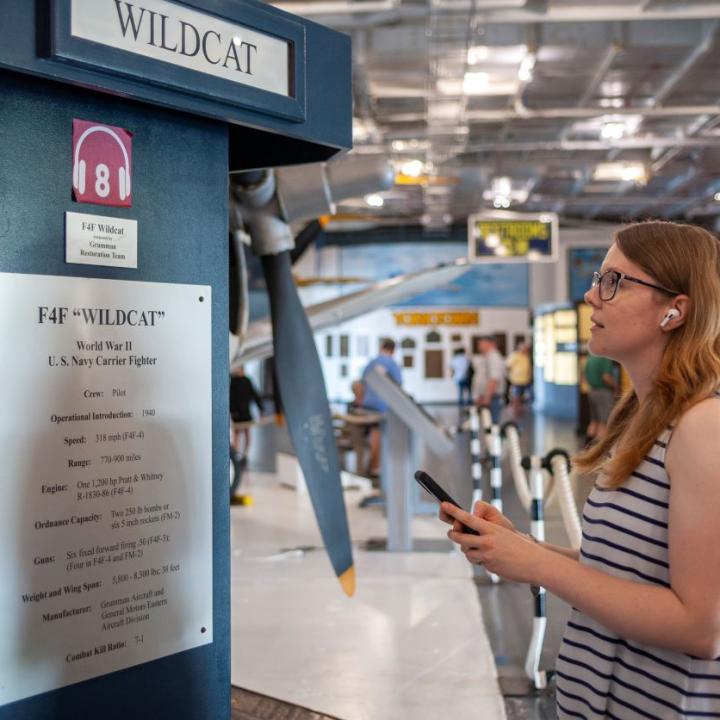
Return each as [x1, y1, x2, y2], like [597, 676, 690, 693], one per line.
[659, 308, 680, 328]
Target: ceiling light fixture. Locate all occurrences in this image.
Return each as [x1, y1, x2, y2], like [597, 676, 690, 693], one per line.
[518, 52, 536, 83]
[598, 98, 624, 109]
[600, 122, 626, 140]
[463, 71, 489, 94]
[620, 165, 646, 183]
[593, 161, 648, 185]
[492, 176, 512, 196]
[399, 159, 425, 177]
[467, 45, 490, 65]
[714, 192, 720, 202]
[599, 114, 642, 141]
[436, 79, 464, 96]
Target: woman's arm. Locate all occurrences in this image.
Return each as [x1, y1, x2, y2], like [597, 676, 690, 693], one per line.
[532, 537, 579, 561]
[440, 501, 579, 560]
[443, 398, 720, 659]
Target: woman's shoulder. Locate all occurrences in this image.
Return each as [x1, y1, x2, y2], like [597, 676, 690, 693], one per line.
[677, 393, 720, 428]
[667, 395, 720, 465]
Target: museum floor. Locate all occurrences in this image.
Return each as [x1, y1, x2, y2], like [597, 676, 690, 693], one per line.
[229, 409, 587, 720]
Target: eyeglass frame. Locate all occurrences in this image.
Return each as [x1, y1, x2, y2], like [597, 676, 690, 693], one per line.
[590, 269, 680, 302]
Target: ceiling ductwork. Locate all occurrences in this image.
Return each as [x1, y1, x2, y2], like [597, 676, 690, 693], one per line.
[268, 0, 720, 227]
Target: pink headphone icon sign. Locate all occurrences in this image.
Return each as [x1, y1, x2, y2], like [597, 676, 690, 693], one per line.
[72, 125, 131, 201]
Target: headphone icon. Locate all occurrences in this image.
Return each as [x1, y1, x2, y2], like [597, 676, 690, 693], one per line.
[72, 126, 131, 200]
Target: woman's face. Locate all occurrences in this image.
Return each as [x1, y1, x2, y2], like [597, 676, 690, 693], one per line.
[584, 243, 670, 363]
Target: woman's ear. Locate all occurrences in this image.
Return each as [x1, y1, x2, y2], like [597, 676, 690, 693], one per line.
[660, 295, 689, 330]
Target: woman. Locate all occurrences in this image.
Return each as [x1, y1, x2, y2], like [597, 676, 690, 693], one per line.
[441, 221, 720, 718]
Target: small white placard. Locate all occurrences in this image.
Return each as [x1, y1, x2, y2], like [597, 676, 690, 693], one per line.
[0, 273, 213, 706]
[66, 212, 138, 268]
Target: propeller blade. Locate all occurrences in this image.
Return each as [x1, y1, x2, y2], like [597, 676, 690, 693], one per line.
[289, 219, 322, 265]
[261, 250, 355, 596]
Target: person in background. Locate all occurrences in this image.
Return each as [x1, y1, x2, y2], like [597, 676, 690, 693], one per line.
[505, 340, 532, 418]
[477, 335, 505, 424]
[230, 365, 264, 460]
[348, 379, 365, 413]
[583, 352, 618, 443]
[361, 338, 402, 477]
[450, 347, 473, 408]
[440, 221, 720, 719]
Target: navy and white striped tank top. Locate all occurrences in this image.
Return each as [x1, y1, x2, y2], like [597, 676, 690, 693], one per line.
[556, 423, 720, 719]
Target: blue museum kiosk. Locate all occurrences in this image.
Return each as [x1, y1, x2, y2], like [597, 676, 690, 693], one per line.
[0, 1, 350, 718]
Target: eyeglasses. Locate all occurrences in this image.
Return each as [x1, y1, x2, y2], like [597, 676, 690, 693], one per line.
[590, 270, 679, 302]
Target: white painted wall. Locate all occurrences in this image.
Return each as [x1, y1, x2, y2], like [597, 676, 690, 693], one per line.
[315, 306, 530, 403]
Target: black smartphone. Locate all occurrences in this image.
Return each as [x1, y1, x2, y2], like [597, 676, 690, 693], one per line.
[414, 470, 477, 534]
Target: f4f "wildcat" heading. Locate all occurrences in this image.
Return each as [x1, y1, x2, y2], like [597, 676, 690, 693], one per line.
[38, 306, 165, 326]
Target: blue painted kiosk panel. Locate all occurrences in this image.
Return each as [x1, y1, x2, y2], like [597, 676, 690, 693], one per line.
[0, 0, 351, 717]
[0, 68, 230, 720]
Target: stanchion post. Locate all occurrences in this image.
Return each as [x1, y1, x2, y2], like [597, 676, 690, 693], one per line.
[524, 454, 548, 690]
[479, 406, 493, 454]
[489, 423, 503, 514]
[469, 406, 483, 509]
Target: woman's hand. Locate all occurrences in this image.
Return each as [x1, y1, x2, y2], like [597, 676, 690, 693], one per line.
[439, 500, 515, 533]
[440, 502, 543, 584]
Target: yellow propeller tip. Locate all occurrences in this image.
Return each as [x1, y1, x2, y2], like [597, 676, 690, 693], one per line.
[338, 565, 356, 597]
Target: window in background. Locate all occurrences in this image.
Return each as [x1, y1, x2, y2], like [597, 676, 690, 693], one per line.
[356, 335, 369, 357]
[339, 335, 349, 357]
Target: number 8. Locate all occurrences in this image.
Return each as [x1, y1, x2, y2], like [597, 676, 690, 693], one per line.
[95, 163, 111, 198]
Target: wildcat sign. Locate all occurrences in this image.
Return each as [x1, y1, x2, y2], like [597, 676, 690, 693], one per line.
[70, 0, 290, 96]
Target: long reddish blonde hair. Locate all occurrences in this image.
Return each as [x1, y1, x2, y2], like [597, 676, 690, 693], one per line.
[574, 221, 720, 488]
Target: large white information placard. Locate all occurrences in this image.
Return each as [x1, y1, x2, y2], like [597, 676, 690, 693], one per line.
[0, 273, 213, 706]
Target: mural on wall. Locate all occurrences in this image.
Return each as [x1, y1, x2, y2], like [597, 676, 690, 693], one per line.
[568, 247, 608, 303]
[340, 243, 529, 307]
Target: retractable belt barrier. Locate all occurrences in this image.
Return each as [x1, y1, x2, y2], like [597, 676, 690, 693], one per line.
[501, 421, 532, 512]
[501, 421, 557, 510]
[463, 411, 584, 693]
[519, 448, 576, 690]
[546, 449, 580, 551]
